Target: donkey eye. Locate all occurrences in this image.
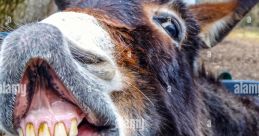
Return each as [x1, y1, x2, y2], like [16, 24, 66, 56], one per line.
[161, 21, 179, 39]
[153, 14, 183, 42]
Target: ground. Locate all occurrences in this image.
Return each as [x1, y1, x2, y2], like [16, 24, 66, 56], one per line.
[201, 27, 259, 80]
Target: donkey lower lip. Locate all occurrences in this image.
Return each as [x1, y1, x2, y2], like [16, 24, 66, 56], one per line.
[13, 58, 112, 136]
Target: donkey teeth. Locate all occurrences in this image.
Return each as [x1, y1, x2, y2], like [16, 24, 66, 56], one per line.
[20, 119, 78, 136]
[54, 122, 68, 136]
[38, 123, 51, 136]
[26, 123, 36, 136]
[17, 128, 24, 136]
[69, 119, 78, 136]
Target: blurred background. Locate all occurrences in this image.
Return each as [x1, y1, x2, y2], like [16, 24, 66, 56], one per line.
[0, 0, 259, 80]
[196, 0, 259, 81]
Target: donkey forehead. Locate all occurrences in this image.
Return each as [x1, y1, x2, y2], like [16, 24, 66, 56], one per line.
[60, 0, 183, 27]
[62, 0, 143, 26]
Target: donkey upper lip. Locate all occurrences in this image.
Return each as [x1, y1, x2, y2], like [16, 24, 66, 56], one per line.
[13, 58, 111, 135]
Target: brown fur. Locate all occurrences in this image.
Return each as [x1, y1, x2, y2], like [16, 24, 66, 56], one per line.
[61, 0, 259, 135]
[190, 2, 237, 25]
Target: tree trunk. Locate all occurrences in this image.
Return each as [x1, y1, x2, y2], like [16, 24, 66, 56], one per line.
[0, 0, 57, 31]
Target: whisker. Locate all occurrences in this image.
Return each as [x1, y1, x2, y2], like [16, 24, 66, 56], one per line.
[123, 79, 155, 106]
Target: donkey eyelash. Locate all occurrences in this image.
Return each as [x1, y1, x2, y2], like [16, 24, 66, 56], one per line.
[153, 14, 184, 43]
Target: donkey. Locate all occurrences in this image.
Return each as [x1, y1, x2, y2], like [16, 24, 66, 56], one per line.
[0, 0, 258, 136]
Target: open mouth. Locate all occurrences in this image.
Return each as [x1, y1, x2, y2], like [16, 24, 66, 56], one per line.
[13, 59, 112, 136]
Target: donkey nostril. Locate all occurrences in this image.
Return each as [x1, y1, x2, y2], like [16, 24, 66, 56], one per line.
[71, 49, 106, 65]
[71, 49, 116, 81]
[87, 61, 116, 81]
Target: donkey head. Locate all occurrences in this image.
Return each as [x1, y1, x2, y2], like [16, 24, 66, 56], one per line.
[0, 0, 258, 136]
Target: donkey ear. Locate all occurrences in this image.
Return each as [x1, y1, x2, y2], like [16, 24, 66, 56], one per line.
[189, 0, 258, 48]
